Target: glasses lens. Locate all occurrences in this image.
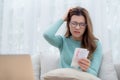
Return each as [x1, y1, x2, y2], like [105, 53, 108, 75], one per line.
[70, 21, 86, 28]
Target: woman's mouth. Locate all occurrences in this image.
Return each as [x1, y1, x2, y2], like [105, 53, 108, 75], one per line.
[74, 31, 80, 34]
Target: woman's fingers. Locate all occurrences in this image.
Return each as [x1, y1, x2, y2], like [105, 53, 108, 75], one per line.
[79, 61, 89, 68]
[80, 58, 90, 64]
[62, 7, 76, 21]
[78, 58, 91, 71]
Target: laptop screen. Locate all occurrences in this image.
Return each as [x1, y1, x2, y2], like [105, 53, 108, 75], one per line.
[0, 55, 35, 80]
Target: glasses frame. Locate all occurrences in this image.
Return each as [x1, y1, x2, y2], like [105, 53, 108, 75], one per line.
[70, 21, 87, 29]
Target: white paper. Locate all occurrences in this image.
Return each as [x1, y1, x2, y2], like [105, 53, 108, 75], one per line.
[71, 48, 89, 68]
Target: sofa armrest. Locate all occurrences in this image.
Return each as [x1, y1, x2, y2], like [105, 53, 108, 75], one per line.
[115, 64, 120, 80]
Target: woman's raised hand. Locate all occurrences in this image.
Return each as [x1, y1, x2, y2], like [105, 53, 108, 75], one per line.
[62, 7, 75, 21]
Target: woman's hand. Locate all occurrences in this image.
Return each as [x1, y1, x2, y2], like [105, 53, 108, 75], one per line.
[78, 58, 91, 71]
[62, 7, 75, 21]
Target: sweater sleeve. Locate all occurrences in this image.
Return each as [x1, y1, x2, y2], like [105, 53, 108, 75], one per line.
[43, 19, 64, 48]
[86, 40, 102, 76]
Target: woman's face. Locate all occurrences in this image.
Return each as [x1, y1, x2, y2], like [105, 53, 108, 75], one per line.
[69, 15, 86, 40]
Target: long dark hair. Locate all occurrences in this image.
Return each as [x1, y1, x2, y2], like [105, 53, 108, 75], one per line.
[65, 6, 98, 59]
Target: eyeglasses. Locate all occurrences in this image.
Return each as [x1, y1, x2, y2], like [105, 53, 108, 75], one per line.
[70, 21, 87, 29]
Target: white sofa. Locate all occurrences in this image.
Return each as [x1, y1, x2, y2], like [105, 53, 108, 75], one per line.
[115, 64, 120, 80]
[31, 49, 120, 80]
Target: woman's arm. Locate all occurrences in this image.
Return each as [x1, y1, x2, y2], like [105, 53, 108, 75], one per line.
[87, 41, 103, 76]
[43, 8, 72, 48]
[43, 19, 64, 48]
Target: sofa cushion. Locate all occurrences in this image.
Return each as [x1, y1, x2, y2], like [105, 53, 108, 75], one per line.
[98, 50, 118, 80]
[115, 64, 120, 80]
[42, 68, 101, 80]
[40, 47, 60, 80]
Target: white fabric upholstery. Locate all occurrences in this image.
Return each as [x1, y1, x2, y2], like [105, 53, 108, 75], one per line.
[115, 64, 120, 80]
[40, 47, 60, 80]
[98, 50, 118, 80]
[31, 54, 40, 80]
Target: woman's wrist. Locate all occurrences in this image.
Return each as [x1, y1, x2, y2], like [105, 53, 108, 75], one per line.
[61, 17, 66, 21]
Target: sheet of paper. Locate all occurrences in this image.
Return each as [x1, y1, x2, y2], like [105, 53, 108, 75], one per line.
[71, 48, 89, 68]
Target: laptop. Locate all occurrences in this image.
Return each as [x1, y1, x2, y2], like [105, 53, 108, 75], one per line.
[0, 54, 35, 80]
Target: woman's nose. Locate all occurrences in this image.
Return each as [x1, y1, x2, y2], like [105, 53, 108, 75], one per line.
[75, 25, 80, 29]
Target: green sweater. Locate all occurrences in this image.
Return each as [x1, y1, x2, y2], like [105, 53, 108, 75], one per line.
[43, 19, 102, 76]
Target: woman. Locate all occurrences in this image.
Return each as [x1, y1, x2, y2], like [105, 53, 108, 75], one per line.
[43, 6, 102, 76]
